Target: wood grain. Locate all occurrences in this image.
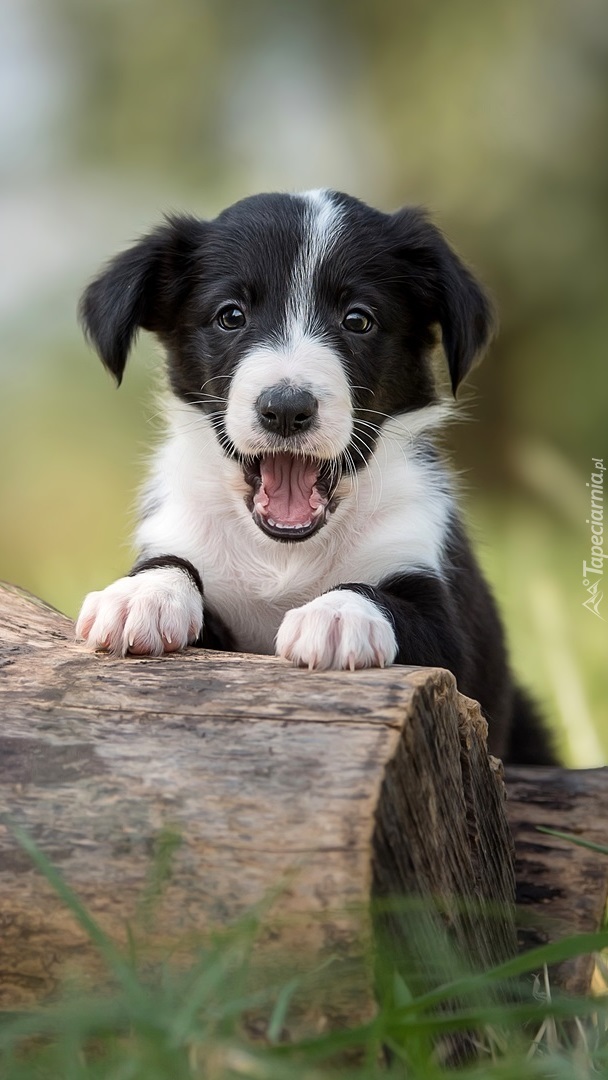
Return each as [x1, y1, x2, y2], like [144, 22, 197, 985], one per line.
[0, 580, 544, 1035]
[506, 765, 608, 996]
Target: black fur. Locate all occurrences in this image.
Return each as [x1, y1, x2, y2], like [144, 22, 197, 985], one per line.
[130, 554, 204, 598]
[335, 521, 556, 762]
[80, 193, 494, 446]
[80, 190, 554, 765]
[129, 555, 235, 651]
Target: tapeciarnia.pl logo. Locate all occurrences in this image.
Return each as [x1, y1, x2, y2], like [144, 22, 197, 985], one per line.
[582, 457, 605, 619]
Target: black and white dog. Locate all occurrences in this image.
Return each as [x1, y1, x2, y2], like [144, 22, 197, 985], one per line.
[75, 189, 553, 764]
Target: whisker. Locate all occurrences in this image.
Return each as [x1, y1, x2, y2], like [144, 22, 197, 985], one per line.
[352, 418, 382, 438]
[194, 379, 231, 400]
[172, 410, 225, 436]
[343, 447, 360, 504]
[349, 384, 374, 396]
[354, 407, 408, 424]
[348, 436, 379, 509]
[352, 418, 406, 469]
[350, 429, 374, 457]
[352, 421, 392, 477]
[350, 430, 385, 513]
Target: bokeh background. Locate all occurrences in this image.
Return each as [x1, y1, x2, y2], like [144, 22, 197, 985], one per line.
[1, 0, 606, 763]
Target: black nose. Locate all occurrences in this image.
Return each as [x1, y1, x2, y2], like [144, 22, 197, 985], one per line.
[256, 385, 318, 438]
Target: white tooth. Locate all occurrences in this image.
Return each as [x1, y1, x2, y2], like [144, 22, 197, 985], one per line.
[267, 519, 315, 531]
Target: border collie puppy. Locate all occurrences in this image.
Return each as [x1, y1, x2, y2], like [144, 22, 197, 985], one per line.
[75, 189, 553, 764]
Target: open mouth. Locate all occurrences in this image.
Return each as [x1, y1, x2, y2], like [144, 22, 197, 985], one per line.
[242, 453, 339, 541]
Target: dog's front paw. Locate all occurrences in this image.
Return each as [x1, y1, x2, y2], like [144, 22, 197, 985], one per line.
[75, 568, 203, 656]
[276, 589, 397, 671]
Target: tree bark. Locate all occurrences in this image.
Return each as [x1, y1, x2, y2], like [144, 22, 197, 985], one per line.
[0, 582, 600, 1034]
[505, 765, 608, 996]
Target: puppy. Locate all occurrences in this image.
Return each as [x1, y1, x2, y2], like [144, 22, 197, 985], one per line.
[75, 189, 554, 764]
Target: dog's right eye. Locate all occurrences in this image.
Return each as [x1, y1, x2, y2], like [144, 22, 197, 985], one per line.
[217, 305, 246, 331]
[342, 309, 374, 334]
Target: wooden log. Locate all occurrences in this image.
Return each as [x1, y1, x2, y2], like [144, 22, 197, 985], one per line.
[505, 765, 608, 996]
[0, 582, 518, 1031]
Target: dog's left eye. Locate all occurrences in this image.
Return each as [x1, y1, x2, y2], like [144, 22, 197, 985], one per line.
[342, 309, 374, 334]
[217, 305, 246, 331]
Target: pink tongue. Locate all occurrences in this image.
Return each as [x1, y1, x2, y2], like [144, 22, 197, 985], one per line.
[259, 454, 320, 526]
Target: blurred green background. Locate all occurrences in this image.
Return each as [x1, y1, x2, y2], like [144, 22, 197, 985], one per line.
[1, 0, 606, 764]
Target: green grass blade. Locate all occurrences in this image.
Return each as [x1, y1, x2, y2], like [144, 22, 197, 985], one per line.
[390, 996, 605, 1036]
[395, 930, 608, 1015]
[267, 977, 300, 1044]
[536, 826, 608, 855]
[0, 996, 131, 1050]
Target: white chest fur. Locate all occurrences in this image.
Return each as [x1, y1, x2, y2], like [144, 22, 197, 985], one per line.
[135, 405, 453, 654]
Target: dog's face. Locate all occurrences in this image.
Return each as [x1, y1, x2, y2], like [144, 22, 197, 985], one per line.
[81, 190, 493, 542]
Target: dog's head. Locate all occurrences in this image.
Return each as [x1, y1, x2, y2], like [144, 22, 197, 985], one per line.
[80, 190, 494, 541]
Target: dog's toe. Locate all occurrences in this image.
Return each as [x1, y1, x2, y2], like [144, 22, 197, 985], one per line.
[75, 568, 203, 657]
[276, 589, 397, 671]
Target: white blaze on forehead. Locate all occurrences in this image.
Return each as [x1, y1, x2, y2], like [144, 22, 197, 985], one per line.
[224, 188, 352, 458]
[287, 188, 345, 339]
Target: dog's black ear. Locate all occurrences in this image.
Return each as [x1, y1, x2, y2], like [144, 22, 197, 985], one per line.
[79, 214, 204, 385]
[390, 207, 495, 394]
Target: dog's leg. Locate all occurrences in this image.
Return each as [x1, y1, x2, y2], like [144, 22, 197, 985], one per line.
[197, 606, 236, 652]
[276, 576, 541, 762]
[276, 588, 399, 671]
[276, 576, 463, 674]
[76, 556, 203, 657]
